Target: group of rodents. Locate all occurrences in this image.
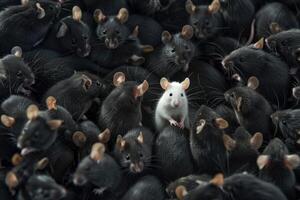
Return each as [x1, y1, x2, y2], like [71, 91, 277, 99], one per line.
[1, 0, 300, 200]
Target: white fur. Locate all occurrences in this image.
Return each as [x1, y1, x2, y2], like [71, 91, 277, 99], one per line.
[155, 82, 189, 131]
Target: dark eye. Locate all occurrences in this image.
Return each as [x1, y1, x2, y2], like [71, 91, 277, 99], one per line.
[169, 93, 173, 96]
[181, 93, 184, 97]
[102, 30, 107, 35]
[126, 154, 130, 160]
[193, 21, 198, 26]
[239, 57, 245, 62]
[96, 80, 101, 86]
[184, 45, 189, 50]
[281, 40, 288, 46]
[17, 71, 23, 79]
[49, 5, 55, 11]
[282, 120, 287, 125]
[205, 19, 210, 26]
[171, 48, 176, 53]
[230, 93, 234, 98]
[71, 38, 76, 44]
[83, 35, 88, 40]
[139, 153, 143, 158]
[116, 30, 120, 34]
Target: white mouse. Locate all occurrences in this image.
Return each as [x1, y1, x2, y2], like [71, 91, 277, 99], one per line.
[155, 77, 190, 131]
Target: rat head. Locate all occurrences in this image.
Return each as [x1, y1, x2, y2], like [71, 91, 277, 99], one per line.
[224, 76, 260, 115]
[175, 174, 224, 200]
[0, 46, 35, 96]
[73, 143, 106, 186]
[110, 72, 149, 109]
[55, 6, 91, 57]
[230, 127, 263, 152]
[68, 72, 106, 98]
[26, 175, 66, 200]
[192, 105, 228, 136]
[17, 105, 63, 155]
[160, 77, 190, 108]
[161, 25, 195, 70]
[94, 8, 130, 49]
[257, 138, 300, 172]
[186, 0, 222, 39]
[115, 132, 150, 174]
[271, 109, 300, 141]
[266, 29, 300, 64]
[21, 0, 61, 22]
[221, 39, 266, 76]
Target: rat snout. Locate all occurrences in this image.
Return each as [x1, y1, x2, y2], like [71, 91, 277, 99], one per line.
[73, 173, 87, 186]
[171, 99, 181, 108]
[293, 86, 300, 100]
[105, 38, 119, 49]
[130, 162, 144, 173]
[270, 112, 279, 124]
[221, 57, 233, 70]
[77, 44, 91, 57]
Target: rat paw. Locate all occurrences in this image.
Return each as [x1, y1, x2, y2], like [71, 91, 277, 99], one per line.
[93, 187, 107, 196]
[169, 119, 179, 127]
[178, 120, 185, 129]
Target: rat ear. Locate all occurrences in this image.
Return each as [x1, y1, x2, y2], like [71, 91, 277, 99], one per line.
[116, 8, 129, 24]
[116, 135, 126, 151]
[269, 22, 282, 34]
[285, 154, 300, 170]
[1, 115, 15, 128]
[72, 131, 87, 147]
[90, 143, 106, 162]
[140, 45, 154, 53]
[5, 171, 19, 189]
[223, 134, 236, 151]
[94, 9, 106, 23]
[161, 31, 172, 44]
[98, 128, 111, 144]
[27, 105, 39, 120]
[181, 78, 190, 90]
[113, 72, 126, 87]
[132, 26, 139, 37]
[196, 119, 206, 134]
[47, 120, 63, 130]
[35, 157, 49, 170]
[137, 132, 144, 144]
[46, 96, 57, 110]
[186, 0, 197, 14]
[236, 96, 242, 112]
[210, 173, 224, 187]
[36, 3, 45, 19]
[208, 0, 220, 14]
[11, 153, 23, 166]
[247, 76, 259, 90]
[250, 132, 263, 150]
[160, 77, 170, 90]
[134, 80, 149, 98]
[11, 46, 22, 58]
[56, 22, 68, 38]
[181, 25, 194, 40]
[253, 38, 264, 49]
[175, 185, 188, 200]
[21, 0, 29, 6]
[214, 118, 228, 129]
[257, 155, 269, 170]
[72, 6, 82, 21]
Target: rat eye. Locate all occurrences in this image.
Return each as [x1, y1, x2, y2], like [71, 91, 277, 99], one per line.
[204, 19, 210, 26]
[126, 154, 130, 160]
[17, 71, 23, 79]
[281, 40, 288, 46]
[83, 35, 88, 40]
[139, 153, 143, 158]
[171, 48, 176, 53]
[181, 93, 184, 97]
[184, 45, 189, 50]
[116, 30, 120, 35]
[239, 57, 245, 62]
[169, 93, 173, 96]
[281, 120, 287, 125]
[71, 38, 77, 45]
[193, 21, 198, 26]
[96, 80, 101, 86]
[102, 30, 107, 35]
